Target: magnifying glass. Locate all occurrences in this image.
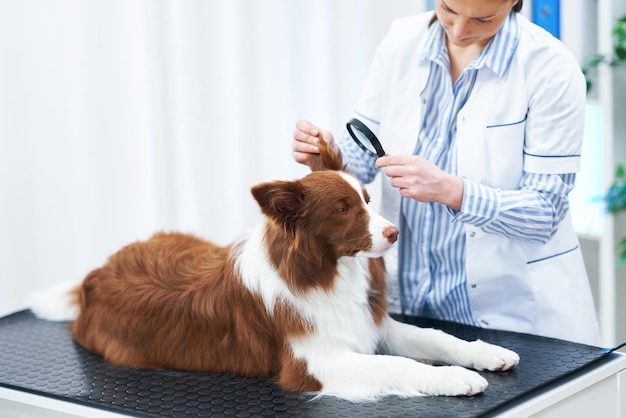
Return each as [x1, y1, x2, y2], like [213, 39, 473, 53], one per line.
[346, 118, 386, 158]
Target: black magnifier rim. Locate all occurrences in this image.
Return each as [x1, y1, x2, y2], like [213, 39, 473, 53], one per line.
[346, 118, 386, 158]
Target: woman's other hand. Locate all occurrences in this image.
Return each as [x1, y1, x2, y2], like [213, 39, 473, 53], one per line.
[376, 155, 464, 211]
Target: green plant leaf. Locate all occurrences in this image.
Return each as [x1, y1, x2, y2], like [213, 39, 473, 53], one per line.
[583, 54, 607, 71]
[605, 165, 626, 215]
[618, 236, 626, 268]
[584, 14, 626, 92]
[583, 16, 626, 269]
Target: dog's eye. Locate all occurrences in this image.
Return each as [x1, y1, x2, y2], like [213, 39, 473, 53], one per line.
[336, 207, 348, 214]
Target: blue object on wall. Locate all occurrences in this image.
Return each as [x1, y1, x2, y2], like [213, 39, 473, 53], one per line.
[532, 0, 560, 39]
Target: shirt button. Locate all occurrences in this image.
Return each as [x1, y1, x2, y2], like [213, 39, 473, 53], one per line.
[459, 115, 466, 122]
[471, 284, 477, 289]
[469, 231, 476, 237]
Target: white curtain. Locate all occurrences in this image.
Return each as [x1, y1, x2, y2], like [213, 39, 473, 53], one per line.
[0, 0, 425, 316]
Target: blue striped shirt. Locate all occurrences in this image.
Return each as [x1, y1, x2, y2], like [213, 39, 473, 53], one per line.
[338, 12, 576, 326]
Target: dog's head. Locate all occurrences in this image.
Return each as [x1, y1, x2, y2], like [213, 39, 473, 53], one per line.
[251, 135, 398, 259]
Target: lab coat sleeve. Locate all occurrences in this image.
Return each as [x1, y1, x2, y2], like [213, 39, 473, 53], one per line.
[336, 19, 394, 185]
[339, 14, 431, 184]
[522, 44, 586, 174]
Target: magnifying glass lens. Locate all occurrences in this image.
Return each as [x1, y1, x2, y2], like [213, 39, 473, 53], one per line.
[354, 129, 377, 153]
[346, 118, 386, 158]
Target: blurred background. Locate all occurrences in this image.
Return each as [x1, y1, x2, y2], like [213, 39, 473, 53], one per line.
[0, 0, 624, 346]
[0, 0, 426, 312]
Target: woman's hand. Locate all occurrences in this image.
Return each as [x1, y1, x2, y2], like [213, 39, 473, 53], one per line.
[292, 119, 336, 168]
[376, 155, 464, 211]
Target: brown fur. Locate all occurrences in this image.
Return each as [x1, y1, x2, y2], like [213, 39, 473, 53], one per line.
[252, 171, 375, 294]
[72, 232, 324, 391]
[69, 138, 393, 393]
[308, 132, 346, 172]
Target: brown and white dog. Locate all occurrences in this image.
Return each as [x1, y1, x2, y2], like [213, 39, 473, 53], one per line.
[31, 139, 519, 401]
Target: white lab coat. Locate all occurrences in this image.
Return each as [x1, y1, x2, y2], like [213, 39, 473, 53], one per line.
[357, 12, 600, 345]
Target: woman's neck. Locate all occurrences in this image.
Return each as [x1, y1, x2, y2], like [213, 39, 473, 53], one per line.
[446, 37, 491, 84]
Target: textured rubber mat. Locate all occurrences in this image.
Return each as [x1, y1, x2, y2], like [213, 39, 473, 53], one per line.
[0, 310, 613, 417]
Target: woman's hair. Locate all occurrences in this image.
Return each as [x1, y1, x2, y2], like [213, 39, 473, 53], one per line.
[429, 0, 523, 26]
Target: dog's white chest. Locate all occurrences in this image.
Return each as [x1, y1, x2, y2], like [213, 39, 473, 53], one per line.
[292, 257, 381, 354]
[236, 228, 381, 354]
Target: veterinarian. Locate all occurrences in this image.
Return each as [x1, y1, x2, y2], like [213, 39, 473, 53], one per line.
[292, 0, 601, 345]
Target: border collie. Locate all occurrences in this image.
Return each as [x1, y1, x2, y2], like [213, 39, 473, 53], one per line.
[31, 138, 519, 401]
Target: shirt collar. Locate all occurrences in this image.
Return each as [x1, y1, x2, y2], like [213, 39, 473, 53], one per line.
[420, 12, 520, 78]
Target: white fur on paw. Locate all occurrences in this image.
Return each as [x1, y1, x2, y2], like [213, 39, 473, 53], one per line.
[424, 366, 488, 396]
[467, 340, 520, 371]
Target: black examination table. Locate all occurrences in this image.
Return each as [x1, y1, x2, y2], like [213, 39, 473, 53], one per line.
[0, 310, 624, 417]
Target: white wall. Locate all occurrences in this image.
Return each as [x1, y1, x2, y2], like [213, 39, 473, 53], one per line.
[0, 0, 425, 316]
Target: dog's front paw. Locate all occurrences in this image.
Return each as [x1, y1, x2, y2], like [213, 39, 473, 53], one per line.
[466, 340, 519, 371]
[423, 366, 488, 396]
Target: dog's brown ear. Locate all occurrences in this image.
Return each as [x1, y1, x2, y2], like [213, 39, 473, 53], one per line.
[309, 132, 346, 172]
[251, 180, 304, 232]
